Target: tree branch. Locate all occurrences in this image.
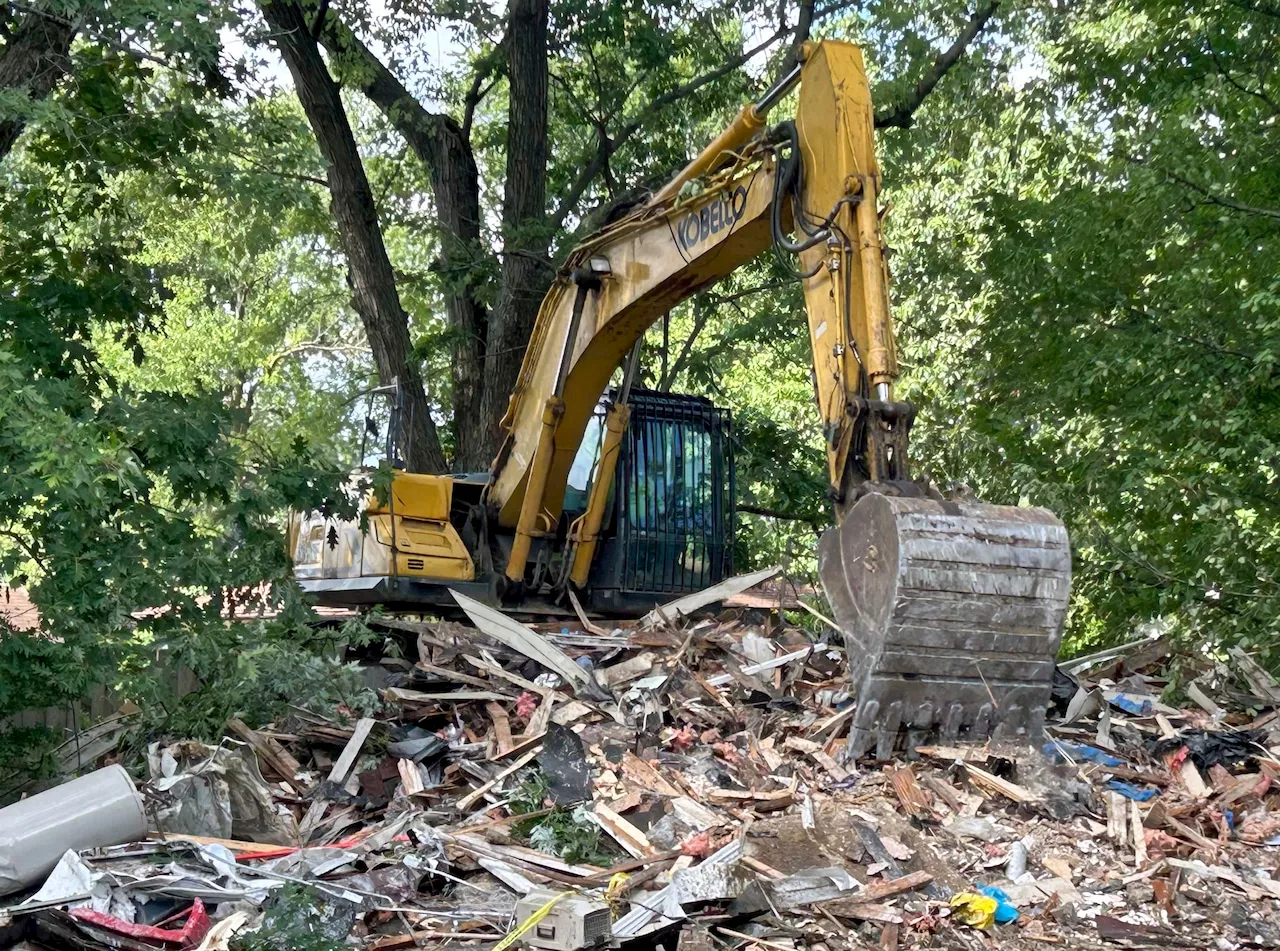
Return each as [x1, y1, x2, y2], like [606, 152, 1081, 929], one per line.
[1205, 36, 1280, 115]
[1160, 168, 1280, 220]
[462, 42, 506, 139]
[774, 0, 815, 86]
[549, 23, 791, 231]
[738, 504, 822, 530]
[874, 1, 1000, 129]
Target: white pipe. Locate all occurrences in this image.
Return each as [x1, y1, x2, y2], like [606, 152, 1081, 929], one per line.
[0, 764, 147, 897]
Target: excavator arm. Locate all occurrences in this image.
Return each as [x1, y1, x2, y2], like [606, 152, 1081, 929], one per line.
[487, 42, 910, 590]
[483, 39, 1073, 756]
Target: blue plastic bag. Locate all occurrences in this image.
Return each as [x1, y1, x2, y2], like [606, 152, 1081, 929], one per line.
[1107, 780, 1159, 802]
[977, 885, 1020, 924]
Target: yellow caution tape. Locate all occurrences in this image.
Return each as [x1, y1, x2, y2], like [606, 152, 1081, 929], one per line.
[605, 872, 630, 917]
[493, 891, 568, 951]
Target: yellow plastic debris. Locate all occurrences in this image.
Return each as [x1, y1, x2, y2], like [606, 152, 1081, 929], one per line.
[949, 892, 999, 929]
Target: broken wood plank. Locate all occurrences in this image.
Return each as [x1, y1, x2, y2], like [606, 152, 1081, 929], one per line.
[485, 701, 514, 757]
[593, 802, 654, 858]
[300, 716, 376, 841]
[601, 652, 656, 687]
[811, 705, 855, 738]
[963, 763, 1037, 803]
[812, 750, 850, 783]
[705, 641, 829, 687]
[463, 653, 553, 699]
[824, 870, 935, 919]
[1130, 798, 1148, 867]
[415, 661, 503, 692]
[619, 751, 683, 798]
[914, 746, 989, 763]
[382, 687, 509, 704]
[1185, 682, 1223, 717]
[639, 565, 780, 628]
[455, 746, 542, 811]
[707, 778, 798, 803]
[1107, 791, 1128, 843]
[226, 718, 305, 792]
[889, 766, 931, 820]
[1229, 646, 1280, 706]
[397, 758, 426, 797]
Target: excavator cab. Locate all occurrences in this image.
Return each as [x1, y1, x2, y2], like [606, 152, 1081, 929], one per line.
[572, 388, 735, 614]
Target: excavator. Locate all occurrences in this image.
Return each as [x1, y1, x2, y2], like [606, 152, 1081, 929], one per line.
[290, 40, 1073, 756]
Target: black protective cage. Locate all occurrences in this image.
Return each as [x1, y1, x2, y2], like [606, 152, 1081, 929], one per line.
[587, 388, 735, 612]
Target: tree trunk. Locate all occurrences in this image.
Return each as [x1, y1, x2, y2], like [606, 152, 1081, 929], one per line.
[0, 5, 77, 160]
[316, 19, 490, 471]
[478, 0, 552, 460]
[259, 0, 448, 473]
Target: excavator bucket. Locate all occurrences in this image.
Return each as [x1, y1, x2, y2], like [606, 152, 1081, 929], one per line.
[819, 494, 1071, 760]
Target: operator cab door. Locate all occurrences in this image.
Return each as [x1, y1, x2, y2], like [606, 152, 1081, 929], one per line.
[571, 388, 735, 613]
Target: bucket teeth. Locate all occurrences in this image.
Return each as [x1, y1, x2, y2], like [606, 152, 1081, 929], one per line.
[820, 494, 1071, 760]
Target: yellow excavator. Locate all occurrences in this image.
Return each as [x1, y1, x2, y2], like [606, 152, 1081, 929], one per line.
[290, 40, 1073, 756]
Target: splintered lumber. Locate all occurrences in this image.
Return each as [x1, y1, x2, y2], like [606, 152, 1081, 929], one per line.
[383, 687, 510, 704]
[921, 775, 965, 814]
[451, 589, 605, 697]
[914, 746, 989, 763]
[1186, 682, 1223, 717]
[227, 718, 305, 792]
[397, 758, 426, 797]
[706, 641, 830, 688]
[301, 716, 376, 840]
[593, 802, 654, 857]
[486, 702, 514, 757]
[455, 746, 541, 811]
[1130, 798, 1148, 866]
[708, 778, 798, 805]
[1107, 791, 1128, 843]
[1229, 646, 1280, 706]
[962, 763, 1037, 803]
[824, 871, 934, 919]
[463, 653, 552, 699]
[620, 751, 683, 798]
[639, 565, 780, 628]
[812, 750, 850, 782]
[415, 662, 501, 692]
[889, 766, 931, 820]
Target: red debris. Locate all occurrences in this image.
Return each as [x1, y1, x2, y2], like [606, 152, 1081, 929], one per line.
[515, 691, 539, 720]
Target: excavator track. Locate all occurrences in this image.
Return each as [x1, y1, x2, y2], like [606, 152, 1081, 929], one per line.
[819, 494, 1071, 760]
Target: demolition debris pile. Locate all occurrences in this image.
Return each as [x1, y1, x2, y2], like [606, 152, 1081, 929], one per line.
[4, 576, 1280, 951]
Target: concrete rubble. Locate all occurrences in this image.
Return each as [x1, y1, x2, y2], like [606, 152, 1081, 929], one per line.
[2, 578, 1280, 950]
